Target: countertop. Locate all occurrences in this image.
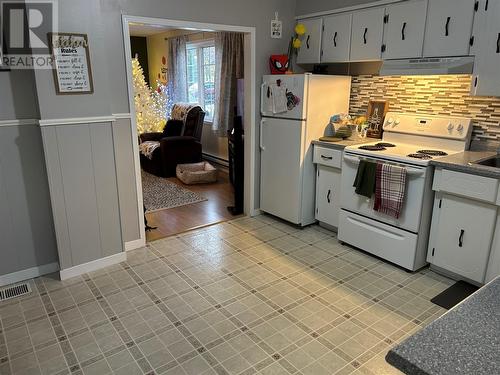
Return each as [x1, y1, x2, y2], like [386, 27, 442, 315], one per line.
[430, 151, 500, 178]
[312, 137, 372, 150]
[386, 277, 500, 375]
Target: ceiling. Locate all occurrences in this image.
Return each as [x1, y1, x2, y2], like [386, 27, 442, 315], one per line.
[129, 23, 176, 37]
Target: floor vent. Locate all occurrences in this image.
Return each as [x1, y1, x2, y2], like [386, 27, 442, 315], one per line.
[0, 282, 32, 302]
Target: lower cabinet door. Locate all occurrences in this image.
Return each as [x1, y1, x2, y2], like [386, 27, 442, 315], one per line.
[315, 165, 341, 228]
[430, 193, 496, 283]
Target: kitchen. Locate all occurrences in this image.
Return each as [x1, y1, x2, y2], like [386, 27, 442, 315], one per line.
[260, 0, 500, 373]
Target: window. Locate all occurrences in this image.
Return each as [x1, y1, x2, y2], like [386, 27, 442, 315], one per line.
[186, 41, 216, 122]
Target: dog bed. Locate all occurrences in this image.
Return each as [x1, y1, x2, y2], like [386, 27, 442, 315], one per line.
[176, 162, 217, 185]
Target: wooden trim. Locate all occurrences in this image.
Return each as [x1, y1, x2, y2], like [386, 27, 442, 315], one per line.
[0, 263, 60, 287]
[124, 238, 146, 252]
[113, 113, 132, 119]
[39, 116, 116, 127]
[0, 119, 39, 127]
[296, 0, 404, 20]
[59, 252, 126, 280]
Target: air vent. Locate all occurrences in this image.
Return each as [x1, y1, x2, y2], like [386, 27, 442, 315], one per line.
[0, 282, 32, 302]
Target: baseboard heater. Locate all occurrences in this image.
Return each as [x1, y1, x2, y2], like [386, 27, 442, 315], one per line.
[203, 153, 229, 168]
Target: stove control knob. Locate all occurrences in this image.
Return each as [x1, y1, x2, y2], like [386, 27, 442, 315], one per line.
[457, 124, 464, 132]
[394, 118, 400, 126]
[447, 123, 454, 131]
[386, 118, 394, 127]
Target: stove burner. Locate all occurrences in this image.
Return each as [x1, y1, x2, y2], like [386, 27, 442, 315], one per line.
[375, 142, 396, 148]
[417, 150, 448, 156]
[359, 145, 386, 151]
[408, 153, 433, 160]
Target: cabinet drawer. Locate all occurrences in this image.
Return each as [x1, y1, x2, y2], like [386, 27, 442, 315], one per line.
[434, 169, 499, 203]
[313, 146, 342, 168]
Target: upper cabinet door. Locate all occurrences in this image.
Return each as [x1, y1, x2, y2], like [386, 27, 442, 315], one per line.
[350, 7, 385, 61]
[471, 0, 500, 97]
[382, 0, 428, 60]
[296, 18, 323, 64]
[321, 13, 352, 63]
[470, 0, 488, 56]
[423, 0, 476, 57]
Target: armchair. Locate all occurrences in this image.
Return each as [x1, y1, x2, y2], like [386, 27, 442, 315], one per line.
[139, 104, 205, 177]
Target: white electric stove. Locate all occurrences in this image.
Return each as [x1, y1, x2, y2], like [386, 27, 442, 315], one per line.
[338, 112, 473, 271]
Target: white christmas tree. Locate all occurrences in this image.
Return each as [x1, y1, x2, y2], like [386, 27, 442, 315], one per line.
[132, 57, 169, 133]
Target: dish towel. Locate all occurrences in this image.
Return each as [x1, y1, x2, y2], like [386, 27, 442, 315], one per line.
[353, 160, 377, 198]
[374, 163, 407, 218]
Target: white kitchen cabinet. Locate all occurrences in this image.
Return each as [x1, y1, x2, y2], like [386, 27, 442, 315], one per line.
[296, 18, 323, 64]
[423, 0, 476, 57]
[350, 7, 385, 61]
[321, 13, 352, 63]
[486, 213, 500, 282]
[428, 193, 496, 284]
[470, 0, 488, 56]
[316, 165, 342, 228]
[471, 0, 500, 97]
[382, 0, 428, 59]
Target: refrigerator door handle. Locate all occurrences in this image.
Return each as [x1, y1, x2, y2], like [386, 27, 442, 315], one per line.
[260, 119, 266, 150]
[260, 83, 267, 114]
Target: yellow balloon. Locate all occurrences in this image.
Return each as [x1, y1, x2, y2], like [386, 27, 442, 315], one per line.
[295, 23, 306, 36]
[293, 38, 302, 49]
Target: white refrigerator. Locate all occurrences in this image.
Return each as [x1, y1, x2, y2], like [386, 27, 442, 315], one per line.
[260, 73, 351, 226]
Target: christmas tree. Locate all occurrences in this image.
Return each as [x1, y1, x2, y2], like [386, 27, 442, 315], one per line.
[132, 57, 170, 133]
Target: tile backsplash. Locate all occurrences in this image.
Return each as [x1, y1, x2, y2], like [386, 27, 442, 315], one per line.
[349, 75, 500, 141]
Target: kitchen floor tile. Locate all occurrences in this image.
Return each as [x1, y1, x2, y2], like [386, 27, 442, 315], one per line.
[0, 214, 453, 374]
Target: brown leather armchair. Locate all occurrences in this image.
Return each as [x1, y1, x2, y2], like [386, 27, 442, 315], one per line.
[139, 105, 205, 177]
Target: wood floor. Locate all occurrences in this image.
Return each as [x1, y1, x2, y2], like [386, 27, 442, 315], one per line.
[145, 170, 239, 241]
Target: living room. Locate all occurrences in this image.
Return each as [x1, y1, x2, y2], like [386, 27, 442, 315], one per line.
[130, 23, 246, 241]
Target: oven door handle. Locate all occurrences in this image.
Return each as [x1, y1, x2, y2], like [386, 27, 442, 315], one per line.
[343, 155, 425, 176]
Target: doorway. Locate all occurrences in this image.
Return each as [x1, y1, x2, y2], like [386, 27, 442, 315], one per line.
[122, 16, 256, 244]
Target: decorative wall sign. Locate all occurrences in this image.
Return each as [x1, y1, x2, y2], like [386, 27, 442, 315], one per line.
[271, 12, 282, 39]
[48, 33, 94, 94]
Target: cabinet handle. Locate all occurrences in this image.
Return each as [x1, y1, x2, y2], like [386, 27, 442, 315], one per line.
[327, 189, 331, 203]
[321, 155, 333, 160]
[474, 1, 479, 11]
[497, 33, 500, 53]
[458, 229, 465, 247]
[333, 31, 337, 47]
[363, 27, 368, 44]
[485, 0, 489, 10]
[445, 17, 451, 36]
[306, 35, 310, 49]
[401, 22, 407, 41]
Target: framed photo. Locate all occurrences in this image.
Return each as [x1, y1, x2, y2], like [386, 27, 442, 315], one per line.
[366, 100, 389, 139]
[48, 32, 94, 94]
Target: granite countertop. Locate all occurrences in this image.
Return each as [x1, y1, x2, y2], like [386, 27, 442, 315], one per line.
[386, 276, 500, 375]
[430, 151, 500, 178]
[312, 137, 373, 150]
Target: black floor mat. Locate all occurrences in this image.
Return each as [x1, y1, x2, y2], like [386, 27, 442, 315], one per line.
[430, 280, 479, 310]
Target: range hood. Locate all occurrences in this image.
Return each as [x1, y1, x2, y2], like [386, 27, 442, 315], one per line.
[379, 56, 474, 76]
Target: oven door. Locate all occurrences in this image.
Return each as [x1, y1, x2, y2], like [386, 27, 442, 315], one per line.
[340, 152, 428, 233]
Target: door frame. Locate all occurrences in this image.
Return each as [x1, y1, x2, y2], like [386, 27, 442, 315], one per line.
[121, 15, 257, 248]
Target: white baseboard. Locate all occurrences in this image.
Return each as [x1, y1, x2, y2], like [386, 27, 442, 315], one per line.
[124, 238, 146, 252]
[0, 262, 60, 287]
[59, 252, 127, 280]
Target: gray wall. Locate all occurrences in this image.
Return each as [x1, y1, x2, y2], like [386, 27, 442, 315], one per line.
[0, 70, 39, 121]
[0, 124, 58, 276]
[295, 0, 375, 16]
[41, 122, 123, 269]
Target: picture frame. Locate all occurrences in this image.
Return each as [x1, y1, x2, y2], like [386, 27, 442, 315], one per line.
[366, 100, 389, 139]
[48, 32, 94, 95]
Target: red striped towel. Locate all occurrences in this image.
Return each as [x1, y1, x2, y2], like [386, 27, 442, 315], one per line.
[374, 163, 407, 218]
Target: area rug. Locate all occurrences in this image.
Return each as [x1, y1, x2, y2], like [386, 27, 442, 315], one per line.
[142, 171, 207, 212]
[430, 280, 479, 310]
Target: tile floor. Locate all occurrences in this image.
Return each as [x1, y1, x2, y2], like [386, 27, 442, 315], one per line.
[0, 215, 452, 375]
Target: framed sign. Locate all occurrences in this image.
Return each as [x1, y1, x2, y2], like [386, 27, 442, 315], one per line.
[48, 33, 94, 94]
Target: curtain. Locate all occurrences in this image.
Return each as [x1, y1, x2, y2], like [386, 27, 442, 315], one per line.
[213, 32, 244, 136]
[167, 36, 188, 105]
